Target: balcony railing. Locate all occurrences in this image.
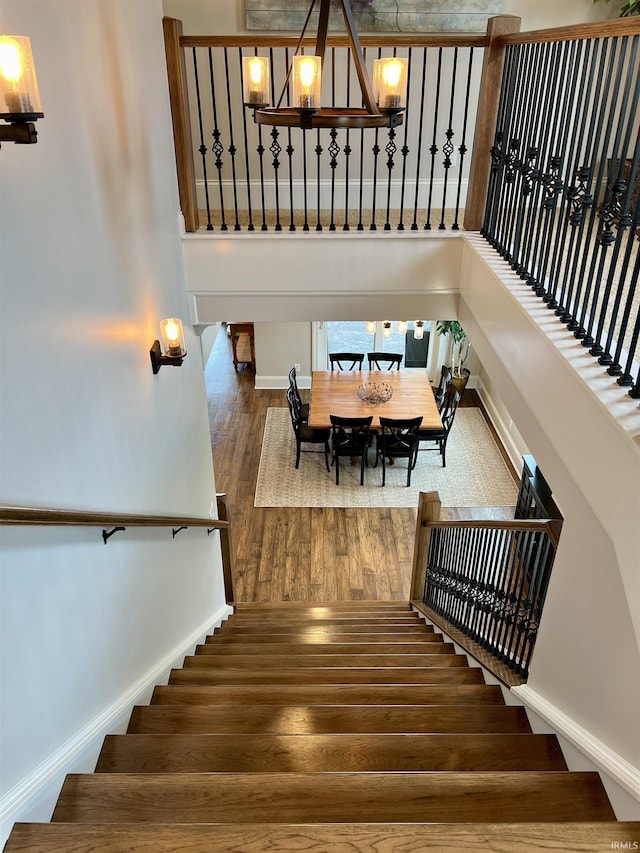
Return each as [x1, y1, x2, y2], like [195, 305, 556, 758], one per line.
[164, 21, 490, 233]
[482, 19, 640, 397]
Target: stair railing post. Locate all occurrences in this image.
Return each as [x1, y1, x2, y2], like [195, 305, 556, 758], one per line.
[216, 493, 235, 605]
[410, 490, 441, 603]
[163, 17, 200, 233]
[463, 15, 522, 231]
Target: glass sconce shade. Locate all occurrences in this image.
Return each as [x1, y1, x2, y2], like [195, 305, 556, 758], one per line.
[398, 320, 408, 335]
[0, 36, 43, 118]
[292, 55, 321, 110]
[382, 321, 392, 338]
[365, 320, 376, 335]
[373, 57, 408, 111]
[160, 318, 186, 358]
[242, 56, 270, 107]
[413, 320, 424, 340]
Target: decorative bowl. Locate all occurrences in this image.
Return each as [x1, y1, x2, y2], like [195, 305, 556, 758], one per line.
[357, 381, 393, 405]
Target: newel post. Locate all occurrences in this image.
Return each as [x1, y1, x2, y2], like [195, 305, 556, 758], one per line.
[163, 17, 200, 233]
[463, 15, 521, 231]
[410, 491, 441, 603]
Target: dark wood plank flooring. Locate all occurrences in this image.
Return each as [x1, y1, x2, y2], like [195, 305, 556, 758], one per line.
[205, 326, 517, 603]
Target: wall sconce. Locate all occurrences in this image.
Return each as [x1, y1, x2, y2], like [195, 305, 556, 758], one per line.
[150, 318, 187, 374]
[413, 320, 425, 340]
[382, 321, 392, 338]
[397, 320, 408, 335]
[0, 36, 43, 147]
[365, 320, 376, 335]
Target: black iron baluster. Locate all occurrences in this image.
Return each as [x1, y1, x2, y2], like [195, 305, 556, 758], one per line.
[396, 47, 412, 231]
[283, 47, 296, 231]
[567, 37, 622, 336]
[329, 48, 337, 231]
[425, 48, 443, 230]
[452, 47, 474, 231]
[611, 223, 640, 390]
[192, 48, 213, 231]
[343, 55, 352, 231]
[439, 47, 458, 230]
[223, 48, 241, 230]
[384, 125, 397, 231]
[315, 128, 323, 231]
[239, 48, 255, 231]
[369, 48, 383, 230]
[412, 47, 428, 230]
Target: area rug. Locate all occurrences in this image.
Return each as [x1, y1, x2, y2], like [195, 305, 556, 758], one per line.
[255, 408, 519, 508]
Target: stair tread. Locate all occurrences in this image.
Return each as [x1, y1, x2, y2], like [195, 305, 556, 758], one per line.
[199, 641, 450, 653]
[128, 704, 532, 734]
[10, 822, 640, 853]
[184, 652, 463, 668]
[169, 666, 485, 685]
[52, 772, 616, 824]
[215, 623, 435, 634]
[233, 602, 413, 610]
[206, 634, 445, 645]
[151, 684, 505, 704]
[96, 733, 567, 773]
[225, 616, 423, 624]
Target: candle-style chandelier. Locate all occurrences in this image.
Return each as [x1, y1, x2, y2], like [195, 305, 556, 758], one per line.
[242, 0, 407, 130]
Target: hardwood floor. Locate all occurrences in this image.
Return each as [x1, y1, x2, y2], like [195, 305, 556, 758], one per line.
[205, 327, 518, 603]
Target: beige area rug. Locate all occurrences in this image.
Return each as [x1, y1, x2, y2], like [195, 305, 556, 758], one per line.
[255, 408, 519, 509]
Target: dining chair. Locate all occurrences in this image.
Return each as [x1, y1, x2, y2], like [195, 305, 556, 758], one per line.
[433, 364, 452, 411]
[414, 385, 461, 468]
[329, 414, 373, 485]
[374, 416, 423, 486]
[286, 387, 330, 471]
[329, 352, 364, 370]
[288, 365, 309, 421]
[367, 352, 403, 370]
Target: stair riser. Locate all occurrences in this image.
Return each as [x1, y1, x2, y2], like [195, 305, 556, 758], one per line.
[183, 653, 464, 668]
[200, 641, 450, 653]
[151, 684, 505, 705]
[169, 668, 485, 686]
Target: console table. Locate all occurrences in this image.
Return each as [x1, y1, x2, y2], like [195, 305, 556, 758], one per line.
[229, 323, 255, 372]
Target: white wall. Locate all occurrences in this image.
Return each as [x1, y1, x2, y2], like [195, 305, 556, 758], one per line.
[0, 0, 227, 840]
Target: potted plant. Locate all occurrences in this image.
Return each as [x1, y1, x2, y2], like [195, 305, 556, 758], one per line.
[592, 0, 639, 15]
[436, 320, 471, 393]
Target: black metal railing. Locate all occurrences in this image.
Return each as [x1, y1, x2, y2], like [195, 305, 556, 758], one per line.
[422, 519, 559, 679]
[174, 31, 486, 232]
[482, 22, 640, 398]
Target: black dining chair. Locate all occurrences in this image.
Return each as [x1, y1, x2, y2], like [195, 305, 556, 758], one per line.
[414, 384, 461, 468]
[286, 387, 330, 471]
[433, 364, 452, 411]
[288, 365, 309, 421]
[367, 352, 403, 370]
[329, 352, 364, 370]
[329, 414, 372, 485]
[374, 416, 422, 486]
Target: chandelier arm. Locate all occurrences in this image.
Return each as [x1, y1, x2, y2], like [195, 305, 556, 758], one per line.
[340, 0, 380, 115]
[275, 0, 318, 109]
[316, 0, 331, 67]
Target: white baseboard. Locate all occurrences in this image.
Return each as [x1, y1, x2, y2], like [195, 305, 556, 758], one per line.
[0, 602, 233, 844]
[513, 684, 640, 807]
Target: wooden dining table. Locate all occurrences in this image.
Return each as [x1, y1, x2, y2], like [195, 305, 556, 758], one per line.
[308, 369, 443, 431]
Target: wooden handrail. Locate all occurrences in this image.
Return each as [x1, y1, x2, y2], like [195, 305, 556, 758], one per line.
[179, 34, 489, 49]
[497, 16, 640, 46]
[0, 504, 228, 530]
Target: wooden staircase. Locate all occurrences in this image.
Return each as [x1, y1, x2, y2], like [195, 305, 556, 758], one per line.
[6, 602, 640, 851]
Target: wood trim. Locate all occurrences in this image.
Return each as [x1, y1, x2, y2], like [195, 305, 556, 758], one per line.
[411, 600, 525, 688]
[410, 491, 441, 601]
[424, 518, 558, 533]
[0, 505, 229, 530]
[463, 15, 522, 231]
[498, 17, 640, 46]
[180, 35, 489, 49]
[163, 17, 199, 233]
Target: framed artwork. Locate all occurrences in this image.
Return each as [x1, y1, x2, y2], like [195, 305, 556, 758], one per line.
[246, 0, 504, 33]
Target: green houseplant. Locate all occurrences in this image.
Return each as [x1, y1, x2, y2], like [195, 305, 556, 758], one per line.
[593, 0, 639, 16]
[436, 320, 471, 390]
